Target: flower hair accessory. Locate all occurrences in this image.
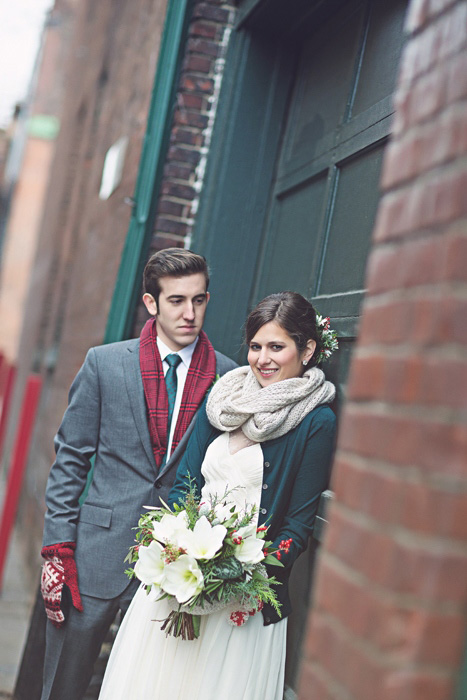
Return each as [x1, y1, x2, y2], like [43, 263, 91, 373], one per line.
[315, 313, 339, 365]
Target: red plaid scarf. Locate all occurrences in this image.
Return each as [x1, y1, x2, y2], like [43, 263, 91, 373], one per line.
[139, 318, 216, 468]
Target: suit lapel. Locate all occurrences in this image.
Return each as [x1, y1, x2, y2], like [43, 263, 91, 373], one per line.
[158, 356, 220, 479]
[123, 343, 157, 471]
[158, 409, 198, 479]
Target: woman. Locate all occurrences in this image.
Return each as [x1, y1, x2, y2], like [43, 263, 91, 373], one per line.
[99, 291, 336, 700]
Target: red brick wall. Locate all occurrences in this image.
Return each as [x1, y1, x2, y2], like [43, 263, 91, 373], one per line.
[299, 1, 467, 698]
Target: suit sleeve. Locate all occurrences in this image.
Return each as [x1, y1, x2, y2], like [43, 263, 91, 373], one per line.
[268, 408, 336, 569]
[43, 348, 101, 546]
[168, 399, 218, 507]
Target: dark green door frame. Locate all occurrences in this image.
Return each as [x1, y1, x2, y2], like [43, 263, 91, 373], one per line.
[104, 0, 194, 344]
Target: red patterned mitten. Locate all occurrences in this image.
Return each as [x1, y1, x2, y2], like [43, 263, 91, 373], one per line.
[41, 542, 83, 628]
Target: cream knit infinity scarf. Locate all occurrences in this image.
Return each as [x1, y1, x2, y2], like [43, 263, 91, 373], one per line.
[206, 365, 335, 442]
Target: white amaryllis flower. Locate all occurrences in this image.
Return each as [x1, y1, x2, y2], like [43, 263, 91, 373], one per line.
[178, 515, 227, 560]
[151, 511, 189, 546]
[134, 540, 166, 596]
[161, 554, 204, 603]
[233, 525, 265, 565]
[213, 501, 236, 524]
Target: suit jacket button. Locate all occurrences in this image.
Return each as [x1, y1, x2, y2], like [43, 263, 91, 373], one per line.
[155, 481, 162, 489]
[264, 461, 270, 468]
[265, 616, 271, 624]
[262, 483, 268, 490]
[260, 508, 267, 515]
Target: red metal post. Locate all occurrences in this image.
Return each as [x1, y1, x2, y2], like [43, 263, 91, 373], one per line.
[0, 363, 17, 462]
[0, 375, 42, 591]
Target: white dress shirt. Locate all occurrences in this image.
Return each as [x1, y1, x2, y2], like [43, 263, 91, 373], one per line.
[156, 336, 198, 459]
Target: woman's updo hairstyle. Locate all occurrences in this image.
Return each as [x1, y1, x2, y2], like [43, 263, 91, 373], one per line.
[245, 291, 323, 368]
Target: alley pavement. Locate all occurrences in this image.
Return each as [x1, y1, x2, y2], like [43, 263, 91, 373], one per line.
[0, 526, 35, 699]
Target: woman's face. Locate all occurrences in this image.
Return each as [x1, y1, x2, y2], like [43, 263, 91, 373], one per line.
[247, 321, 316, 387]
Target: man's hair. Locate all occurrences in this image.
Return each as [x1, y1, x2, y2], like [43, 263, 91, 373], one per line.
[143, 248, 210, 303]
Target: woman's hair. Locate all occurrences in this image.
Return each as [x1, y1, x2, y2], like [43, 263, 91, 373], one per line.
[245, 291, 322, 367]
[143, 248, 210, 303]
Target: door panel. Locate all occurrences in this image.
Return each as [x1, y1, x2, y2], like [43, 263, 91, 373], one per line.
[253, 0, 408, 386]
[284, 5, 366, 172]
[318, 144, 385, 296]
[256, 174, 328, 297]
[351, 0, 408, 117]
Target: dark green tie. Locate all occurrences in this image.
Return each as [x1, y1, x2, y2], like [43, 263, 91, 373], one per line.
[165, 353, 182, 442]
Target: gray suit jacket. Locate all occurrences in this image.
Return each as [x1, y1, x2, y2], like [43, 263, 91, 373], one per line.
[42, 337, 236, 599]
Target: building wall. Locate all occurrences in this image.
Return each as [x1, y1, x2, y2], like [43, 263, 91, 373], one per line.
[299, 1, 467, 698]
[0, 0, 74, 363]
[0, 137, 55, 362]
[9, 0, 170, 572]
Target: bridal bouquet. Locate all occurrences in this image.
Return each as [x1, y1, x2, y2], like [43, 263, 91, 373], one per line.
[125, 482, 286, 640]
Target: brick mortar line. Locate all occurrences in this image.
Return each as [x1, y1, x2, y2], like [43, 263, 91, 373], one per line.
[399, 4, 467, 85]
[320, 549, 465, 617]
[352, 341, 467, 366]
[173, 122, 210, 130]
[364, 281, 467, 305]
[405, 0, 465, 39]
[392, 96, 467, 139]
[371, 219, 467, 248]
[313, 604, 458, 676]
[335, 448, 467, 492]
[159, 195, 195, 204]
[370, 221, 467, 252]
[380, 152, 467, 197]
[157, 213, 194, 223]
[353, 344, 467, 363]
[169, 143, 204, 152]
[347, 402, 467, 425]
[162, 176, 200, 185]
[384, 104, 467, 188]
[152, 231, 185, 242]
[303, 659, 357, 700]
[398, 40, 467, 86]
[344, 398, 467, 427]
[329, 498, 467, 557]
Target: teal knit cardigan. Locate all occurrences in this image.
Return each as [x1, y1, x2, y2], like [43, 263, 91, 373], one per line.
[169, 400, 337, 625]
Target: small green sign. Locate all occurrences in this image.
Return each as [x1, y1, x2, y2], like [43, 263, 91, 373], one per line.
[27, 114, 60, 140]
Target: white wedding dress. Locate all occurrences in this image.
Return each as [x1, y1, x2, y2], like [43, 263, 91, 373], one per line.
[98, 432, 287, 700]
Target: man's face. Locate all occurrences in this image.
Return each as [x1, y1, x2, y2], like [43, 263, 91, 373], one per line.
[143, 273, 210, 351]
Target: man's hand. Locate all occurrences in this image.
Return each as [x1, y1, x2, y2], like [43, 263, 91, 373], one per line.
[41, 542, 83, 628]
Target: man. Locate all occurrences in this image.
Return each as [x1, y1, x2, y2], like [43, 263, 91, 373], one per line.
[40, 248, 237, 700]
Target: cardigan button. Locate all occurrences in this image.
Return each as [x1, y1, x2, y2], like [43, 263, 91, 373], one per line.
[155, 481, 162, 489]
[264, 461, 270, 468]
[265, 616, 271, 624]
[260, 508, 267, 515]
[262, 484, 268, 490]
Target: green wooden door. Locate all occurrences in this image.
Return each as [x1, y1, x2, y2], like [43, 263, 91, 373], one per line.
[251, 0, 407, 397]
[196, 0, 406, 398]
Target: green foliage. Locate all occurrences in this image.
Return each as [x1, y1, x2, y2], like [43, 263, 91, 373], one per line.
[126, 475, 285, 638]
[211, 557, 243, 580]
